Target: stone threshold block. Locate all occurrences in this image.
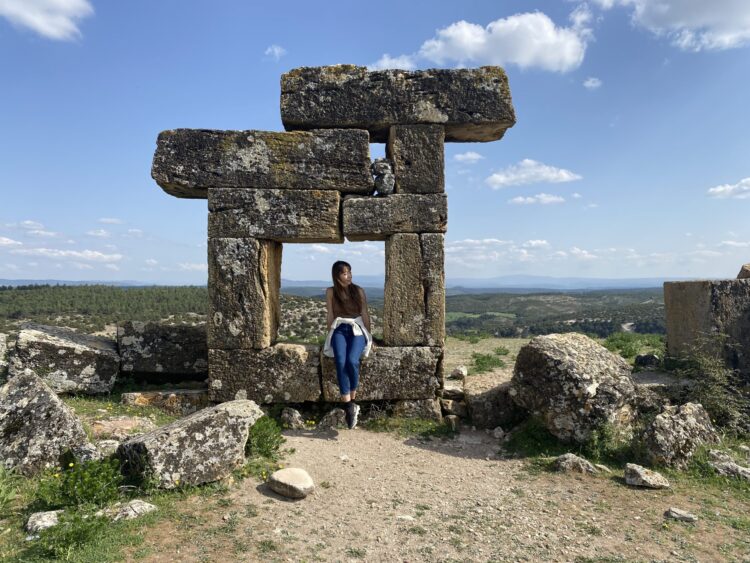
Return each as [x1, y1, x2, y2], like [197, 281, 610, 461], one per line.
[281, 65, 516, 142]
[321, 346, 442, 401]
[665, 280, 750, 376]
[152, 128, 374, 199]
[386, 125, 444, 194]
[208, 188, 342, 243]
[343, 194, 447, 241]
[208, 238, 281, 350]
[117, 321, 207, 377]
[384, 234, 445, 346]
[209, 345, 321, 403]
[9, 324, 119, 394]
[121, 389, 210, 416]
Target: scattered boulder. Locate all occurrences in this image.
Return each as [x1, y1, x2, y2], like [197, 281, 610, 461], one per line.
[643, 403, 718, 469]
[120, 389, 209, 416]
[117, 399, 264, 489]
[26, 510, 63, 534]
[95, 439, 120, 457]
[448, 366, 467, 380]
[9, 324, 119, 394]
[371, 159, 395, 196]
[440, 399, 468, 418]
[492, 427, 505, 440]
[69, 443, 103, 463]
[280, 407, 306, 430]
[0, 372, 90, 476]
[624, 463, 670, 489]
[441, 379, 464, 401]
[91, 416, 158, 441]
[708, 449, 734, 463]
[268, 467, 315, 499]
[554, 453, 598, 474]
[510, 333, 636, 444]
[108, 500, 157, 522]
[117, 321, 207, 378]
[665, 507, 698, 522]
[634, 353, 660, 369]
[393, 399, 442, 422]
[710, 461, 750, 482]
[464, 378, 526, 430]
[317, 408, 347, 431]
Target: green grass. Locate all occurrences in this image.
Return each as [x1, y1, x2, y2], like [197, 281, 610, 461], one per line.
[603, 332, 664, 360]
[469, 350, 506, 374]
[62, 392, 179, 428]
[362, 417, 456, 440]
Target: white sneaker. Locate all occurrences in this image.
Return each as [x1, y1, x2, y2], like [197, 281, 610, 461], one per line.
[349, 404, 360, 429]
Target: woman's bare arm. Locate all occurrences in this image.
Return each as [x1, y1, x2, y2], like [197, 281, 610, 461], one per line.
[359, 287, 371, 333]
[325, 288, 335, 328]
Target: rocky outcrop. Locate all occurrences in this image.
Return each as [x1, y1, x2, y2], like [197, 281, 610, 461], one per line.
[0, 333, 8, 378]
[208, 188, 342, 243]
[117, 399, 264, 489]
[320, 346, 441, 401]
[393, 399, 443, 422]
[117, 321, 207, 377]
[386, 125, 444, 193]
[510, 333, 636, 444]
[268, 467, 315, 499]
[0, 372, 90, 476]
[152, 128, 373, 198]
[209, 344, 321, 403]
[643, 403, 718, 469]
[710, 460, 750, 482]
[208, 237, 281, 350]
[343, 194, 447, 241]
[120, 389, 210, 416]
[464, 378, 525, 430]
[280, 66, 516, 142]
[624, 463, 670, 489]
[9, 324, 119, 394]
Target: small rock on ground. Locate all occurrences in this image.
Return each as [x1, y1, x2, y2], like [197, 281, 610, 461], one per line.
[281, 407, 306, 430]
[554, 453, 597, 474]
[268, 467, 315, 499]
[624, 463, 670, 489]
[318, 408, 346, 431]
[26, 510, 63, 534]
[665, 507, 698, 522]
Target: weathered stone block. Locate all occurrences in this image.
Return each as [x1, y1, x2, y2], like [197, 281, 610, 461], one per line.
[321, 346, 442, 401]
[209, 344, 321, 403]
[117, 321, 207, 376]
[665, 280, 750, 376]
[208, 189, 342, 242]
[386, 125, 444, 193]
[152, 128, 373, 199]
[9, 324, 119, 394]
[393, 399, 442, 422]
[464, 378, 526, 430]
[121, 389, 210, 416]
[208, 238, 281, 350]
[281, 65, 516, 142]
[343, 194, 447, 241]
[384, 234, 445, 346]
[117, 400, 264, 489]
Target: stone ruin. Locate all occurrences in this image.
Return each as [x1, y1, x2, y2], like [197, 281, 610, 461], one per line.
[150, 65, 516, 408]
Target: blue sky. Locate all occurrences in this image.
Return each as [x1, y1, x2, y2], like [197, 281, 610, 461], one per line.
[1, 0, 749, 284]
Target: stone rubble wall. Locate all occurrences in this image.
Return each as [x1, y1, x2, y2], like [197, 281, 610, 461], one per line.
[151, 65, 516, 406]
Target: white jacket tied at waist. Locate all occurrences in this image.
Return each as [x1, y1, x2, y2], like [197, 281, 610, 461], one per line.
[323, 316, 373, 358]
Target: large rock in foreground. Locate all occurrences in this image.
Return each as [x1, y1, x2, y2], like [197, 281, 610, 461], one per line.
[9, 324, 119, 394]
[0, 373, 90, 476]
[510, 333, 636, 444]
[281, 65, 516, 142]
[644, 403, 718, 469]
[117, 400, 264, 489]
[117, 321, 207, 378]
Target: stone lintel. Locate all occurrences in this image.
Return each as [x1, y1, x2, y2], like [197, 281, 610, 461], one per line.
[386, 125, 445, 194]
[343, 194, 447, 242]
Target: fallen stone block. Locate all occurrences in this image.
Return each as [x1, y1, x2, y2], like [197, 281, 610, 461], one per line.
[208, 188, 342, 242]
[384, 233, 445, 346]
[117, 399, 264, 489]
[91, 416, 158, 441]
[624, 463, 670, 489]
[643, 403, 718, 469]
[343, 194, 447, 241]
[26, 510, 64, 534]
[510, 333, 636, 444]
[320, 346, 442, 401]
[117, 321, 207, 378]
[393, 399, 443, 422]
[464, 378, 525, 430]
[440, 379, 464, 400]
[0, 372, 90, 476]
[9, 324, 119, 394]
[268, 467, 315, 499]
[386, 125, 444, 193]
[109, 500, 157, 522]
[280, 407, 306, 430]
[152, 128, 373, 199]
[665, 507, 698, 522]
[208, 237, 281, 350]
[318, 408, 346, 430]
[209, 344, 321, 403]
[120, 389, 210, 416]
[281, 65, 516, 142]
[554, 453, 597, 474]
[710, 460, 750, 482]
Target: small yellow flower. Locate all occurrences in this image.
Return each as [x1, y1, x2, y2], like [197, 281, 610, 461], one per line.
[53, 473, 60, 478]
[68, 463, 74, 468]
[175, 479, 180, 486]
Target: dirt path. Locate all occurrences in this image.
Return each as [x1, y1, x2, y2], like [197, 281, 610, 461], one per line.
[133, 428, 750, 562]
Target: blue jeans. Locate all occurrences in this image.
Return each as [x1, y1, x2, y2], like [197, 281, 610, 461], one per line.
[331, 324, 366, 396]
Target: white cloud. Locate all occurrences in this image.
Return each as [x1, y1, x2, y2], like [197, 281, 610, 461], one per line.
[417, 10, 590, 72]
[28, 229, 57, 238]
[486, 159, 582, 188]
[72, 262, 93, 270]
[98, 217, 123, 224]
[86, 229, 110, 238]
[125, 228, 144, 238]
[720, 240, 750, 248]
[310, 244, 332, 254]
[264, 44, 287, 61]
[572, 192, 583, 199]
[454, 151, 485, 164]
[145, 258, 158, 266]
[570, 246, 598, 260]
[583, 77, 602, 89]
[0, 236, 22, 247]
[509, 193, 566, 205]
[0, 0, 93, 41]
[707, 177, 750, 199]
[597, 0, 750, 51]
[104, 264, 120, 271]
[20, 220, 43, 230]
[178, 263, 207, 272]
[10, 248, 122, 262]
[523, 239, 550, 248]
[368, 53, 417, 70]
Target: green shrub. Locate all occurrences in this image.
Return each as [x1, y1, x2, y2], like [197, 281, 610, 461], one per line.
[470, 352, 505, 374]
[0, 466, 18, 517]
[35, 509, 108, 561]
[493, 346, 510, 356]
[246, 416, 285, 459]
[37, 457, 123, 509]
[603, 332, 664, 360]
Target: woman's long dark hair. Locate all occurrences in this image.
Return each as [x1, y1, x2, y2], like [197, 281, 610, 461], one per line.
[331, 260, 363, 313]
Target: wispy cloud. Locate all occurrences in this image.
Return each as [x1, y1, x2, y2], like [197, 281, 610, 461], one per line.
[583, 77, 602, 89]
[0, 0, 93, 41]
[11, 248, 122, 262]
[522, 239, 550, 248]
[98, 217, 123, 224]
[0, 236, 22, 247]
[310, 244, 332, 254]
[145, 258, 158, 266]
[707, 177, 750, 199]
[720, 240, 750, 248]
[178, 263, 207, 272]
[508, 193, 566, 205]
[86, 229, 110, 238]
[454, 151, 485, 164]
[486, 159, 582, 189]
[368, 54, 417, 70]
[264, 44, 287, 61]
[570, 246, 598, 260]
[28, 229, 58, 238]
[20, 220, 44, 230]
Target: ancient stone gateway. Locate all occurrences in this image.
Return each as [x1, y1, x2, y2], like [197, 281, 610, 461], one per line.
[151, 65, 516, 407]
